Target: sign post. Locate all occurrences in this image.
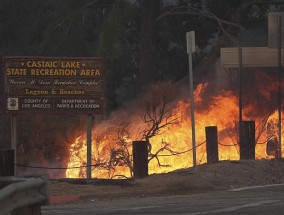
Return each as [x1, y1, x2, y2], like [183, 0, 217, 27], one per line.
[186, 31, 197, 166]
[2, 56, 104, 178]
[87, 115, 93, 179]
[221, 12, 284, 159]
[11, 115, 17, 175]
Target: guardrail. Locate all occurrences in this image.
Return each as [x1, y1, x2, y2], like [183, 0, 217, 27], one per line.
[0, 175, 49, 215]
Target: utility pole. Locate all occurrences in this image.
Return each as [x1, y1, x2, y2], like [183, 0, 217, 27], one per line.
[186, 31, 196, 166]
[277, 15, 282, 159]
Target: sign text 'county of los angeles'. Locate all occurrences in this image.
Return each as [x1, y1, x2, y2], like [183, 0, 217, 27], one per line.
[3, 56, 104, 114]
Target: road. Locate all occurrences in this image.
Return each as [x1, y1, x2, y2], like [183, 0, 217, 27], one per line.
[42, 184, 284, 215]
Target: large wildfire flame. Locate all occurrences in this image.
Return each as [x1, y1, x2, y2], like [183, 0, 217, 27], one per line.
[66, 78, 284, 179]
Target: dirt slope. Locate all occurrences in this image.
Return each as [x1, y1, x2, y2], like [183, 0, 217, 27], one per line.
[47, 159, 284, 203]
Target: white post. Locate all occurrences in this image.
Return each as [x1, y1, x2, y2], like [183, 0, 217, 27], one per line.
[186, 31, 196, 166]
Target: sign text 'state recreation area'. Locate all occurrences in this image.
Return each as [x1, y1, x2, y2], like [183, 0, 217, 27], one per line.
[3, 57, 104, 114]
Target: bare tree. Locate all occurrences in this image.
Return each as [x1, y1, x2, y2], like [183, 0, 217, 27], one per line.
[89, 82, 181, 177]
[142, 81, 178, 140]
[107, 123, 133, 178]
[141, 81, 180, 166]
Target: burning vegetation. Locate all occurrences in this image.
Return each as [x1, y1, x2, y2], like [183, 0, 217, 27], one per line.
[66, 69, 284, 179]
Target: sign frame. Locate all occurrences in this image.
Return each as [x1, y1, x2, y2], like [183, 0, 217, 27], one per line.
[2, 56, 104, 115]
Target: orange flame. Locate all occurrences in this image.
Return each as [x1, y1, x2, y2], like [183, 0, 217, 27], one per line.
[66, 83, 284, 178]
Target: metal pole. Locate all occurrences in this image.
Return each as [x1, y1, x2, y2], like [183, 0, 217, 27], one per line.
[238, 47, 243, 153]
[87, 115, 93, 179]
[277, 16, 282, 159]
[11, 115, 17, 176]
[238, 47, 243, 124]
[187, 31, 196, 166]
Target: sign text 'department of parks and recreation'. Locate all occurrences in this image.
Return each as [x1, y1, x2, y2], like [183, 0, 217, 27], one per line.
[3, 56, 104, 114]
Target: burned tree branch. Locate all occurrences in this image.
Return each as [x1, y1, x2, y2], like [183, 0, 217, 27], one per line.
[255, 112, 275, 143]
[148, 140, 180, 167]
[157, 6, 245, 31]
[142, 103, 178, 141]
[107, 123, 133, 178]
[141, 81, 178, 145]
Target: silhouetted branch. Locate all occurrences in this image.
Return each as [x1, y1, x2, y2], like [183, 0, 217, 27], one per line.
[157, 6, 245, 31]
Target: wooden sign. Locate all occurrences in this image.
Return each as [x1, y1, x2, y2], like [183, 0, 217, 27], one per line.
[221, 47, 284, 68]
[2, 56, 104, 114]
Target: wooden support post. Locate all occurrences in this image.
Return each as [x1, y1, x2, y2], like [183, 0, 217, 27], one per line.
[0, 149, 14, 176]
[132, 141, 148, 178]
[87, 115, 93, 179]
[239, 121, 255, 160]
[205, 126, 219, 164]
[11, 115, 17, 175]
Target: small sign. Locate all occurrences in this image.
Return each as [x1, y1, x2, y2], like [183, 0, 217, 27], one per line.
[186, 31, 196, 53]
[7, 98, 19, 110]
[2, 56, 104, 114]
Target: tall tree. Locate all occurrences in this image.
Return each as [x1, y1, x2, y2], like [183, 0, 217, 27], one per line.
[138, 0, 161, 90]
